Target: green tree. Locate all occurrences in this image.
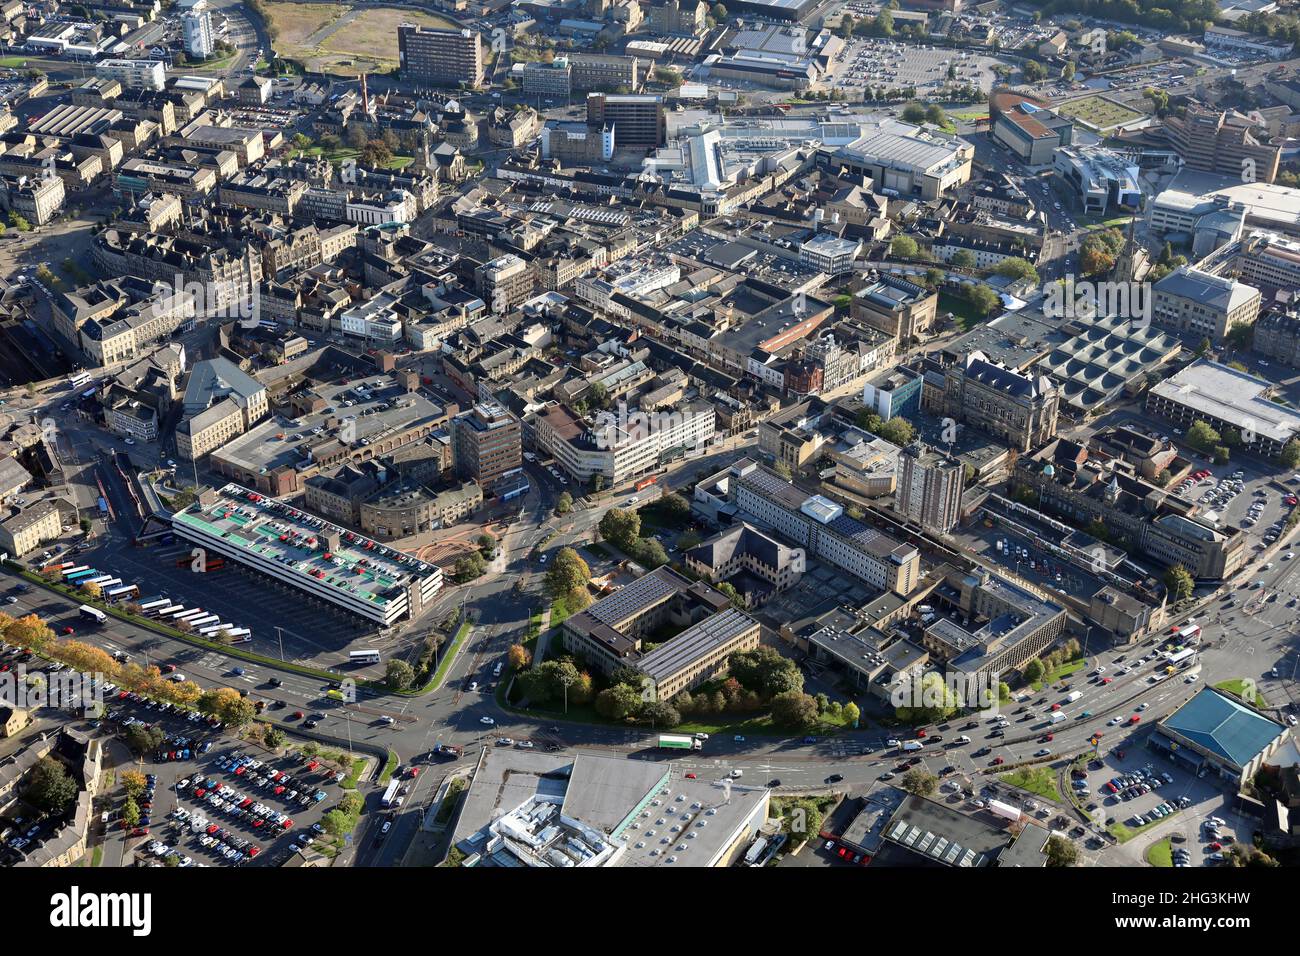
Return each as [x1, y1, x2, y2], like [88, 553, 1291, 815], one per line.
[545, 547, 591, 596]
[320, 808, 353, 838]
[711, 3, 727, 20]
[594, 683, 643, 721]
[901, 101, 927, 124]
[1185, 420, 1221, 454]
[994, 257, 1040, 284]
[1022, 60, 1048, 82]
[1196, 337, 1213, 357]
[385, 659, 415, 691]
[770, 690, 819, 728]
[1023, 658, 1045, 683]
[1280, 439, 1300, 468]
[951, 249, 978, 270]
[1045, 835, 1079, 867]
[877, 416, 915, 446]
[1062, 62, 1076, 81]
[555, 491, 573, 515]
[264, 726, 286, 750]
[27, 757, 77, 814]
[901, 768, 938, 796]
[773, 460, 793, 480]
[198, 687, 256, 729]
[843, 701, 860, 726]
[598, 508, 641, 550]
[715, 581, 745, 610]
[122, 796, 140, 828]
[642, 700, 681, 727]
[890, 234, 920, 259]
[1164, 564, 1194, 602]
[924, 104, 948, 127]
[840, 13, 854, 38]
[968, 284, 1002, 317]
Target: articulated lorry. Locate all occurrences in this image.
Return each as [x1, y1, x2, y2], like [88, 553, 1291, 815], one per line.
[658, 734, 702, 751]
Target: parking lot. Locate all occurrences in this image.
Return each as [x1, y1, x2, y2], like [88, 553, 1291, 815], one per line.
[832, 37, 1005, 95]
[1177, 466, 1297, 544]
[100, 692, 346, 867]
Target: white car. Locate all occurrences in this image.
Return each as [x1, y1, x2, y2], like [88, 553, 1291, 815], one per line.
[729, 769, 744, 778]
[1138, 702, 1149, 711]
[379, 715, 395, 724]
[479, 716, 495, 725]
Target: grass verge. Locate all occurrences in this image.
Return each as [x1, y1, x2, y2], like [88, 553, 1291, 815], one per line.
[1146, 837, 1173, 867]
[998, 765, 1061, 802]
[378, 750, 398, 784]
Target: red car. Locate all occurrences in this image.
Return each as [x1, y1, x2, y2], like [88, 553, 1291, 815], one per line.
[130, 827, 149, 836]
[194, 788, 206, 798]
[1050, 703, 1061, 711]
[408, 767, 420, 779]
[61, 626, 74, 635]
[991, 756, 1005, 765]
[293, 711, 304, 719]
[685, 772, 697, 779]
[1209, 842, 1222, 851]
[916, 729, 927, 738]
[1101, 677, 1113, 684]
[1041, 733, 1054, 742]
[274, 785, 285, 795]
[1129, 715, 1141, 724]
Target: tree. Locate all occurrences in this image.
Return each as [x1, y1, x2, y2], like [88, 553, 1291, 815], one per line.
[598, 508, 641, 550]
[122, 796, 140, 828]
[385, 659, 415, 691]
[264, 726, 286, 750]
[508, 644, 531, 671]
[124, 723, 165, 755]
[198, 687, 256, 729]
[771, 690, 819, 728]
[359, 138, 392, 169]
[5, 614, 54, 651]
[711, 3, 727, 20]
[1224, 843, 1279, 867]
[594, 683, 643, 721]
[546, 547, 591, 597]
[1281, 439, 1300, 468]
[1023, 59, 1048, 82]
[773, 460, 792, 480]
[121, 770, 147, 798]
[876, 416, 915, 446]
[1023, 658, 1045, 683]
[1196, 337, 1213, 357]
[730, 645, 804, 698]
[27, 756, 77, 813]
[345, 123, 368, 149]
[1045, 835, 1079, 867]
[1062, 62, 1076, 81]
[924, 104, 948, 128]
[1185, 420, 1221, 454]
[1164, 564, 1194, 602]
[968, 284, 1002, 317]
[901, 768, 938, 796]
[320, 809, 352, 838]
[632, 537, 669, 570]
[901, 101, 927, 124]
[951, 249, 977, 270]
[715, 581, 745, 610]
[994, 257, 1039, 284]
[555, 491, 573, 515]
[844, 701, 860, 726]
[642, 700, 681, 727]
[840, 13, 854, 39]
[890, 234, 920, 259]
[477, 534, 496, 559]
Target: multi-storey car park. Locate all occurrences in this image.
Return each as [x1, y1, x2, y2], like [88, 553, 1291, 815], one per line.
[171, 484, 442, 626]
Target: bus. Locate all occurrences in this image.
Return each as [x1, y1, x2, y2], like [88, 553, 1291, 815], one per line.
[60, 566, 90, 580]
[1175, 624, 1201, 644]
[68, 371, 91, 390]
[107, 585, 139, 601]
[137, 599, 169, 614]
[199, 623, 234, 636]
[93, 578, 122, 591]
[84, 574, 114, 586]
[78, 605, 106, 625]
[151, 605, 183, 618]
[1164, 647, 1196, 669]
[188, 614, 220, 629]
[224, 629, 252, 644]
[349, 650, 381, 665]
[175, 609, 207, 622]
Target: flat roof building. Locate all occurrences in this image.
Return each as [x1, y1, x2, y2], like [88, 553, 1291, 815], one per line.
[171, 484, 442, 625]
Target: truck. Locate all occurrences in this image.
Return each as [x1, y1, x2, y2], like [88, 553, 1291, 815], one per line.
[1065, 691, 1083, 704]
[380, 779, 401, 808]
[901, 740, 924, 752]
[1050, 711, 1067, 724]
[658, 734, 702, 751]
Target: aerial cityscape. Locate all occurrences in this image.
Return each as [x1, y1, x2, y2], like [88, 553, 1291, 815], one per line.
[0, 0, 1297, 890]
